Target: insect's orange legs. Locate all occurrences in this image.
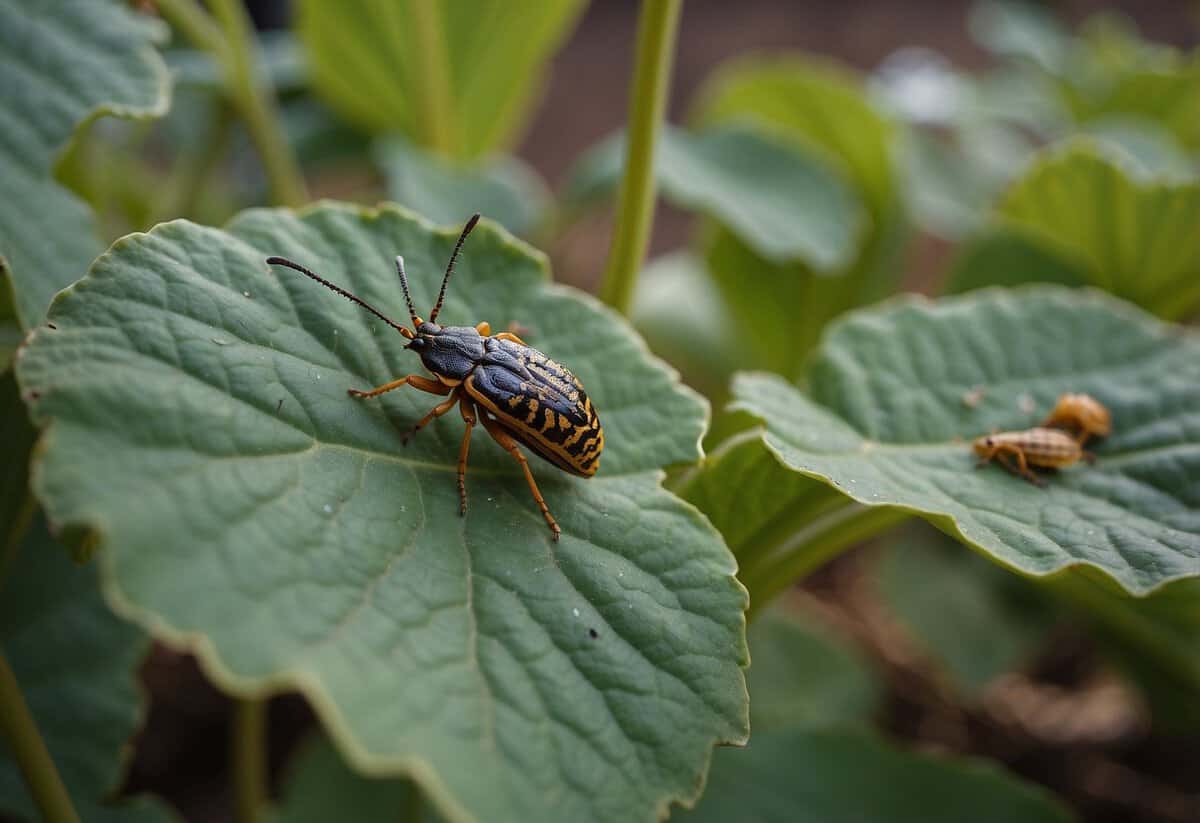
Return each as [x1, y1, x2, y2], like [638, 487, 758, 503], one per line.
[492, 332, 528, 345]
[474, 321, 491, 336]
[479, 414, 562, 541]
[994, 444, 1044, 487]
[456, 401, 476, 516]
[348, 373, 449, 399]
[400, 391, 460, 444]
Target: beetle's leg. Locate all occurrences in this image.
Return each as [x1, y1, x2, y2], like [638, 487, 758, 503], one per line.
[400, 390, 460, 445]
[997, 445, 1044, 487]
[492, 332, 528, 345]
[475, 321, 491, 336]
[456, 400, 476, 516]
[478, 414, 562, 541]
[348, 374, 449, 399]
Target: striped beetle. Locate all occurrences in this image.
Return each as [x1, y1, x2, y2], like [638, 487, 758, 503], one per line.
[972, 427, 1094, 487]
[267, 214, 603, 540]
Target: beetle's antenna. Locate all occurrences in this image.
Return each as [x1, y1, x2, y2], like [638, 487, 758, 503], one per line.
[394, 256, 422, 326]
[428, 213, 480, 324]
[267, 257, 414, 338]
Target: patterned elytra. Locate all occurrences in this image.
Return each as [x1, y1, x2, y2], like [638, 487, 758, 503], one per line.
[266, 212, 604, 539]
[466, 337, 604, 477]
[974, 427, 1084, 468]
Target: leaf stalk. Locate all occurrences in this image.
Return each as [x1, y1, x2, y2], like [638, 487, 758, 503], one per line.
[598, 0, 683, 315]
[0, 651, 80, 823]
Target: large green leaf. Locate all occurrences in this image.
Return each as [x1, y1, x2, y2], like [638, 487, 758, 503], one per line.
[563, 125, 865, 270]
[691, 55, 906, 376]
[0, 518, 172, 823]
[677, 728, 1073, 823]
[0, 0, 169, 331]
[297, 0, 584, 160]
[995, 142, 1200, 320]
[15, 203, 748, 823]
[731, 287, 1200, 595]
[376, 138, 549, 237]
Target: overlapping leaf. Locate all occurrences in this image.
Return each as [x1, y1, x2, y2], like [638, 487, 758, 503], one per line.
[564, 124, 865, 270]
[16, 203, 748, 823]
[0, 518, 172, 823]
[297, 0, 584, 160]
[731, 287, 1200, 595]
[0, 0, 169, 331]
[992, 143, 1200, 319]
[691, 55, 906, 375]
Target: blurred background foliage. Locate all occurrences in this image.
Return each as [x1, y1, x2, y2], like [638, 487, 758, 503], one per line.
[1, 1, 1198, 822]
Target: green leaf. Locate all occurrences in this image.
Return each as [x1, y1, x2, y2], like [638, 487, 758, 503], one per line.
[877, 529, 1057, 693]
[0, 517, 173, 823]
[376, 138, 550, 237]
[564, 125, 865, 269]
[943, 228, 1091, 296]
[969, 1, 1069, 73]
[995, 142, 1200, 319]
[272, 734, 432, 823]
[730, 287, 1200, 595]
[691, 55, 906, 376]
[0, 0, 169, 330]
[16, 203, 748, 823]
[746, 608, 879, 732]
[297, 0, 584, 160]
[677, 729, 1074, 823]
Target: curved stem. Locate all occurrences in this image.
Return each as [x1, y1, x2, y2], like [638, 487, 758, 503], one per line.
[158, 0, 308, 207]
[598, 0, 683, 315]
[232, 697, 268, 823]
[408, 0, 456, 157]
[742, 504, 911, 622]
[0, 652, 80, 823]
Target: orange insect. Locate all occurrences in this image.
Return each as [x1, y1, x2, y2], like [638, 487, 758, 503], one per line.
[1041, 392, 1111, 443]
[972, 427, 1094, 487]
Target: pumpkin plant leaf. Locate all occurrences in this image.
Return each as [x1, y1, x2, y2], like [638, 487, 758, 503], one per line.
[677, 728, 1074, 823]
[690, 55, 906, 376]
[731, 287, 1200, 596]
[297, 0, 585, 160]
[15, 203, 748, 823]
[990, 141, 1200, 320]
[563, 124, 865, 270]
[0, 517, 173, 823]
[0, 0, 169, 331]
[376, 138, 550, 237]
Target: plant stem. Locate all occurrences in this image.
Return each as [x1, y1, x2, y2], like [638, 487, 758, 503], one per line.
[742, 504, 911, 621]
[408, 0, 457, 157]
[0, 652, 80, 823]
[232, 697, 268, 823]
[598, 0, 682, 315]
[157, 0, 308, 207]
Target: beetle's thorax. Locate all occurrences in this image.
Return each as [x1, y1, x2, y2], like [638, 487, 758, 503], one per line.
[407, 321, 485, 381]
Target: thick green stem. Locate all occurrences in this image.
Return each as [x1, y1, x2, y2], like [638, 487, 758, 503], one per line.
[408, 0, 457, 156]
[742, 504, 911, 621]
[232, 697, 268, 823]
[598, 0, 682, 315]
[158, 0, 308, 207]
[0, 652, 80, 823]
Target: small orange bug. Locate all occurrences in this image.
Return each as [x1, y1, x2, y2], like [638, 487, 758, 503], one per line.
[973, 427, 1095, 487]
[1041, 392, 1111, 443]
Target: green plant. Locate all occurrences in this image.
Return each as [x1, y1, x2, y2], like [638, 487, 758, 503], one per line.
[1, 2, 1198, 822]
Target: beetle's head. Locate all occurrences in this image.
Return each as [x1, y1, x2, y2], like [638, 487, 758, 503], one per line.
[404, 321, 442, 351]
[972, 434, 995, 456]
